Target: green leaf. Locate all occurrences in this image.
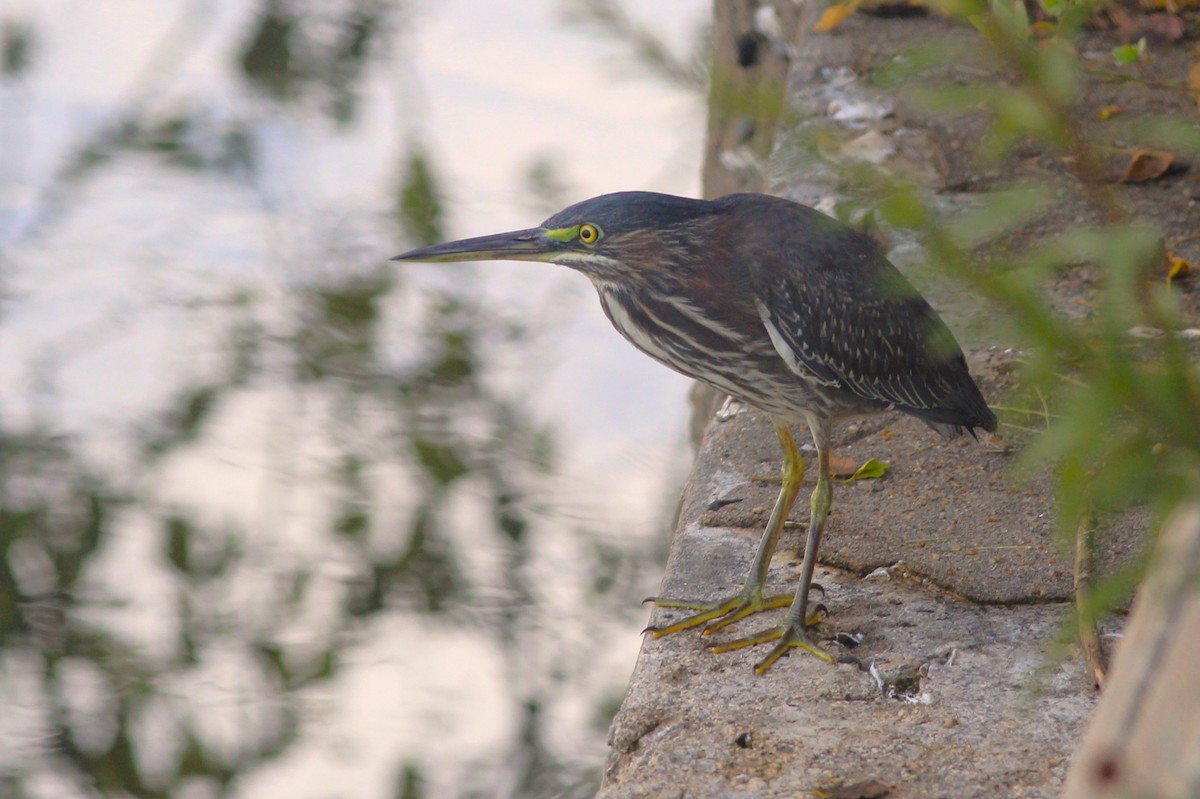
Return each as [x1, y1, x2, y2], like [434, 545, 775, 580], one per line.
[1112, 38, 1145, 67]
[843, 457, 890, 482]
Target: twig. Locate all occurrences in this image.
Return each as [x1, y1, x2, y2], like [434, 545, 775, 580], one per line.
[1074, 511, 1107, 691]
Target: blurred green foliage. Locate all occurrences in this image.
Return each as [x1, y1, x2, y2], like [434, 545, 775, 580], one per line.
[0, 169, 595, 796]
[1, 19, 34, 78]
[868, 0, 1200, 621]
[397, 762, 426, 799]
[1, 2, 661, 796]
[239, 0, 394, 124]
[397, 149, 445, 248]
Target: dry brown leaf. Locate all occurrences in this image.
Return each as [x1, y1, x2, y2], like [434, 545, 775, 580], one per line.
[814, 1, 861, 32]
[1166, 252, 1194, 285]
[829, 452, 861, 477]
[1120, 150, 1176, 183]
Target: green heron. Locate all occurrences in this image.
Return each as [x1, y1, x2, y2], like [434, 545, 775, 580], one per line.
[393, 191, 996, 673]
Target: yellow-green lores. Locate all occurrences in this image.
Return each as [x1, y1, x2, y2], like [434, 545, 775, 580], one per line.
[544, 225, 580, 242]
[545, 223, 603, 245]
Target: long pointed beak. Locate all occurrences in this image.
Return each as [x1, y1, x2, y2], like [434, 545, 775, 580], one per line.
[391, 228, 557, 263]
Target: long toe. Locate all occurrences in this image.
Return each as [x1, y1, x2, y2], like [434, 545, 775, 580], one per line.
[644, 590, 792, 637]
[752, 624, 834, 674]
[707, 617, 834, 674]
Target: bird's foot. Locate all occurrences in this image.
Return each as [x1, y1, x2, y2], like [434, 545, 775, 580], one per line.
[643, 589, 794, 637]
[710, 613, 834, 675]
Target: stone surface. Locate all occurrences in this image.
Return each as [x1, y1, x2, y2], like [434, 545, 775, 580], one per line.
[600, 407, 1104, 798]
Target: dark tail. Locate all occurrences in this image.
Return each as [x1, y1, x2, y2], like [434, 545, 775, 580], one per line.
[904, 380, 996, 440]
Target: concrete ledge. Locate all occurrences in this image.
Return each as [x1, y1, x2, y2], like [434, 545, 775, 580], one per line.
[600, 401, 1106, 798]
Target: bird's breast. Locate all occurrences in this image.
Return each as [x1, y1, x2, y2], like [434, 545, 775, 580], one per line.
[594, 285, 840, 417]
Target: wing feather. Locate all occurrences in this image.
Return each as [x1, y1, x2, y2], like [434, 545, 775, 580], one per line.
[735, 198, 995, 432]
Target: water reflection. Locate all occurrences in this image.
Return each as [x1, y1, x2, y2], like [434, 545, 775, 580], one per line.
[0, 1, 703, 797]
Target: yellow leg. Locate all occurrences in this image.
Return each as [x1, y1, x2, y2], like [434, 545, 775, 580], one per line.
[645, 421, 805, 637]
[708, 413, 837, 673]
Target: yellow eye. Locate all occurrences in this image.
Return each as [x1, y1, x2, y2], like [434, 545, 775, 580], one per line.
[578, 223, 601, 245]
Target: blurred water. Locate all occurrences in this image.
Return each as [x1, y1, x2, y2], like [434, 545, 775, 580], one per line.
[0, 1, 707, 797]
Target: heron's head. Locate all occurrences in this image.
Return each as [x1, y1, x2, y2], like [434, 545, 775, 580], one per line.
[392, 191, 718, 285]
